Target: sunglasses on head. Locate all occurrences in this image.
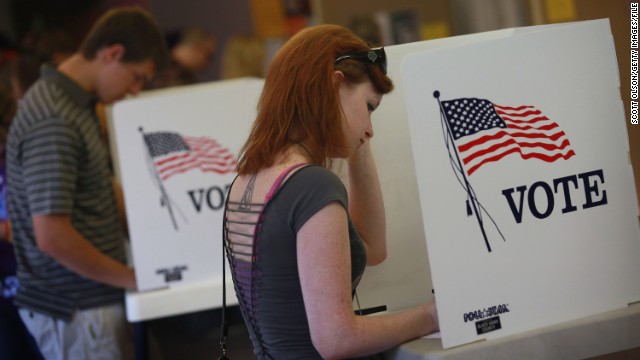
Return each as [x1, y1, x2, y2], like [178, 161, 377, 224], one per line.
[334, 47, 387, 75]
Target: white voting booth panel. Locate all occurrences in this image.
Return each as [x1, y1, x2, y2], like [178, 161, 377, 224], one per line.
[402, 19, 640, 349]
[109, 78, 264, 320]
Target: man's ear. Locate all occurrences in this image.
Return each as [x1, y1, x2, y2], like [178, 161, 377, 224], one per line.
[99, 44, 126, 63]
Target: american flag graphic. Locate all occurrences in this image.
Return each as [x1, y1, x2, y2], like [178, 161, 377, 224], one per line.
[143, 131, 236, 181]
[441, 97, 576, 176]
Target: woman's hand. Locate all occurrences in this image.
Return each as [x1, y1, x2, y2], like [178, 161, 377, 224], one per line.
[425, 297, 439, 333]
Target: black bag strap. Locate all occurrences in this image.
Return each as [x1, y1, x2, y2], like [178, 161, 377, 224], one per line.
[219, 174, 239, 360]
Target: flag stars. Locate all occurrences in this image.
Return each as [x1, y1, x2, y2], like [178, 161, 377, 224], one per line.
[440, 97, 509, 139]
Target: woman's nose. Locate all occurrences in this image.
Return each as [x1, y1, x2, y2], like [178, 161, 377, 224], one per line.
[365, 128, 374, 139]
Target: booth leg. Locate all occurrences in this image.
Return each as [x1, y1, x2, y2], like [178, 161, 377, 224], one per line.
[133, 322, 148, 360]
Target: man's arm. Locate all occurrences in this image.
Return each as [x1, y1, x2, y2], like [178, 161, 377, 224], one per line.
[112, 178, 129, 237]
[33, 214, 136, 290]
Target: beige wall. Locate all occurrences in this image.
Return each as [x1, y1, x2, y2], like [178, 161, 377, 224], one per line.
[316, 0, 453, 38]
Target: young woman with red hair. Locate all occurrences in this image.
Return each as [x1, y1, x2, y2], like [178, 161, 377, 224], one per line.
[223, 24, 439, 359]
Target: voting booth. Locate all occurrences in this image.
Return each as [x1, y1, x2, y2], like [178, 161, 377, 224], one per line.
[400, 19, 640, 349]
[109, 78, 264, 320]
[108, 18, 640, 356]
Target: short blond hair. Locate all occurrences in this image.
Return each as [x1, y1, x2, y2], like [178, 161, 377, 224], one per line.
[220, 35, 264, 79]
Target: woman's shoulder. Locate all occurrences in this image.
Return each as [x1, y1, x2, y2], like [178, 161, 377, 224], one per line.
[290, 165, 344, 188]
[276, 165, 348, 230]
[274, 164, 347, 202]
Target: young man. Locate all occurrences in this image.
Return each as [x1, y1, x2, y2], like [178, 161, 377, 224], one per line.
[6, 7, 168, 359]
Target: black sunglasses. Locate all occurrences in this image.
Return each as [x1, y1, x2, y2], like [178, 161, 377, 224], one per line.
[334, 47, 387, 74]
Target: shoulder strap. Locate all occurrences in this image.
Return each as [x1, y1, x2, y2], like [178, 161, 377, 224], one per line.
[264, 162, 308, 203]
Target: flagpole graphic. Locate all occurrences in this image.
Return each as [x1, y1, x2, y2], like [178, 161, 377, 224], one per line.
[140, 128, 238, 231]
[434, 91, 492, 252]
[140, 127, 179, 230]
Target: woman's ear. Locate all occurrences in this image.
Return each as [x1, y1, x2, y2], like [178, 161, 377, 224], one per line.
[333, 70, 345, 82]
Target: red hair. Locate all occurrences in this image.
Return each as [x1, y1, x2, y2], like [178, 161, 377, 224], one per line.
[236, 24, 393, 175]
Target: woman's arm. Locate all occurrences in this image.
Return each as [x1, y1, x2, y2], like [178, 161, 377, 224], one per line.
[297, 203, 438, 360]
[347, 141, 387, 265]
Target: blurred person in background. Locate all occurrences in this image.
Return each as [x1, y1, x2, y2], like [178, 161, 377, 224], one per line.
[220, 34, 265, 80]
[148, 25, 215, 88]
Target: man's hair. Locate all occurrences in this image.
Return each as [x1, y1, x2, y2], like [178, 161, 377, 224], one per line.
[79, 6, 169, 69]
